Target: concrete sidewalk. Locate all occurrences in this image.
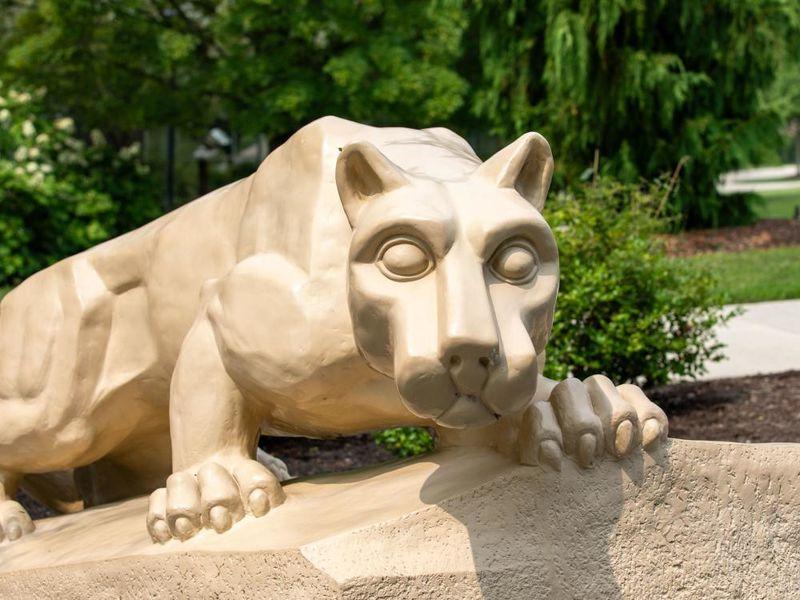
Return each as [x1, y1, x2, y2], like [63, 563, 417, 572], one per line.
[700, 299, 800, 380]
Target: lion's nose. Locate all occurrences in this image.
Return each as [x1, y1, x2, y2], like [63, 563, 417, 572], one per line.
[447, 344, 495, 397]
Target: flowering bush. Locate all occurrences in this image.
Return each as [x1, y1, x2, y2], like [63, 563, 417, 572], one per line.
[0, 82, 159, 287]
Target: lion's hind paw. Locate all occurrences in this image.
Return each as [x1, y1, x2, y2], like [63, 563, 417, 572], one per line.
[0, 499, 35, 543]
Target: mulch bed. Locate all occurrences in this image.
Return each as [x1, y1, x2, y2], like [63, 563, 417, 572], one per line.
[651, 370, 800, 443]
[260, 434, 395, 478]
[16, 370, 800, 520]
[663, 218, 800, 256]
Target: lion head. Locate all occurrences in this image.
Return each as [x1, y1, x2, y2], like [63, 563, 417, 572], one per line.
[336, 132, 559, 429]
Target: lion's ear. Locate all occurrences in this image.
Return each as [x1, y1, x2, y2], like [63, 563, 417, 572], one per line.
[336, 141, 409, 227]
[474, 132, 554, 212]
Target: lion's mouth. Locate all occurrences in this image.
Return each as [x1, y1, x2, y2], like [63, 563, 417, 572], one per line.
[434, 393, 500, 429]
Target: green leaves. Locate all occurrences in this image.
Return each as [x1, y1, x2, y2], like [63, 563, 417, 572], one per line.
[158, 30, 199, 63]
[543, 177, 732, 387]
[1, 0, 797, 228]
[373, 427, 435, 458]
[471, 0, 800, 228]
[0, 1, 471, 140]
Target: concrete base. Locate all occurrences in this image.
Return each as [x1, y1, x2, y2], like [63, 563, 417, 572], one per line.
[1, 439, 799, 599]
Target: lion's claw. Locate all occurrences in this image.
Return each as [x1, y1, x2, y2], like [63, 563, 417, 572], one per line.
[0, 500, 34, 543]
[147, 457, 285, 543]
[520, 375, 668, 469]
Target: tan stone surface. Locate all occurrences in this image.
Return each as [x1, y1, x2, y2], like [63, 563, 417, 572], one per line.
[2, 438, 798, 599]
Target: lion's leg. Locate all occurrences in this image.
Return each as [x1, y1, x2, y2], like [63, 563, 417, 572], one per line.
[0, 259, 116, 541]
[146, 312, 284, 543]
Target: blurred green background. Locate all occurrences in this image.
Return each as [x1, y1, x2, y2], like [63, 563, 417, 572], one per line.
[2, 1, 798, 229]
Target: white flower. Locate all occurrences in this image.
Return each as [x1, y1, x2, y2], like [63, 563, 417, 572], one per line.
[28, 147, 40, 159]
[54, 117, 74, 132]
[58, 151, 86, 166]
[30, 171, 44, 185]
[21, 120, 35, 137]
[0, 96, 6, 107]
[13, 166, 24, 176]
[25, 161, 38, 173]
[90, 129, 106, 146]
[58, 151, 76, 164]
[119, 141, 141, 160]
[17, 92, 31, 104]
[0, 108, 9, 122]
[13, 147, 27, 162]
[35, 133, 49, 145]
[8, 90, 19, 101]
[40, 163, 53, 174]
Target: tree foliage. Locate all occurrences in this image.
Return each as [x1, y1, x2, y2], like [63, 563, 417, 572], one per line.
[467, 0, 800, 227]
[2, 1, 797, 227]
[0, 0, 468, 139]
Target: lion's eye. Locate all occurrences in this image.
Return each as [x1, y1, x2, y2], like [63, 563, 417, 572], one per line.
[490, 241, 539, 283]
[377, 239, 432, 280]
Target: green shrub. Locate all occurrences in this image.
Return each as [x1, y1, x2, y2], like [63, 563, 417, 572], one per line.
[373, 427, 435, 458]
[0, 82, 159, 287]
[543, 177, 733, 387]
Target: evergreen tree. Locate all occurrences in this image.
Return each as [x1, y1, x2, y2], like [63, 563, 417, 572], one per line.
[466, 0, 800, 227]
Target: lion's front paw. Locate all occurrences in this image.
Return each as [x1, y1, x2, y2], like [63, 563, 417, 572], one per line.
[146, 457, 285, 543]
[520, 375, 668, 469]
[0, 499, 35, 543]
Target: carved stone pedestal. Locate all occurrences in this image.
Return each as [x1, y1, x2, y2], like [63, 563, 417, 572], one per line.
[1, 440, 798, 599]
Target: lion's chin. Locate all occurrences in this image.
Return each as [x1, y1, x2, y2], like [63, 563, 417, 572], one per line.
[433, 394, 499, 429]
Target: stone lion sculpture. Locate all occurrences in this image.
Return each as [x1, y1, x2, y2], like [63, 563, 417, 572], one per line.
[0, 117, 667, 544]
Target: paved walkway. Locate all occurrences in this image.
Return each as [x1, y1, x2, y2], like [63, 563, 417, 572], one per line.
[717, 163, 800, 194]
[699, 299, 800, 380]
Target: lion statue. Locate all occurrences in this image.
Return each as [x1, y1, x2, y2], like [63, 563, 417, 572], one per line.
[0, 117, 667, 543]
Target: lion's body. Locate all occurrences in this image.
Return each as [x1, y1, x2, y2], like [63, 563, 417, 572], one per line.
[0, 116, 669, 545]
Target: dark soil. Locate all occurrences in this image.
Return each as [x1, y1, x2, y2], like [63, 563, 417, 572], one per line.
[664, 218, 800, 256]
[259, 433, 395, 478]
[651, 370, 800, 443]
[16, 370, 800, 520]
[15, 489, 54, 520]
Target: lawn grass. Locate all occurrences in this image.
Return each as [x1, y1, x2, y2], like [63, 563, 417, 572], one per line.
[682, 246, 800, 304]
[752, 188, 800, 219]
